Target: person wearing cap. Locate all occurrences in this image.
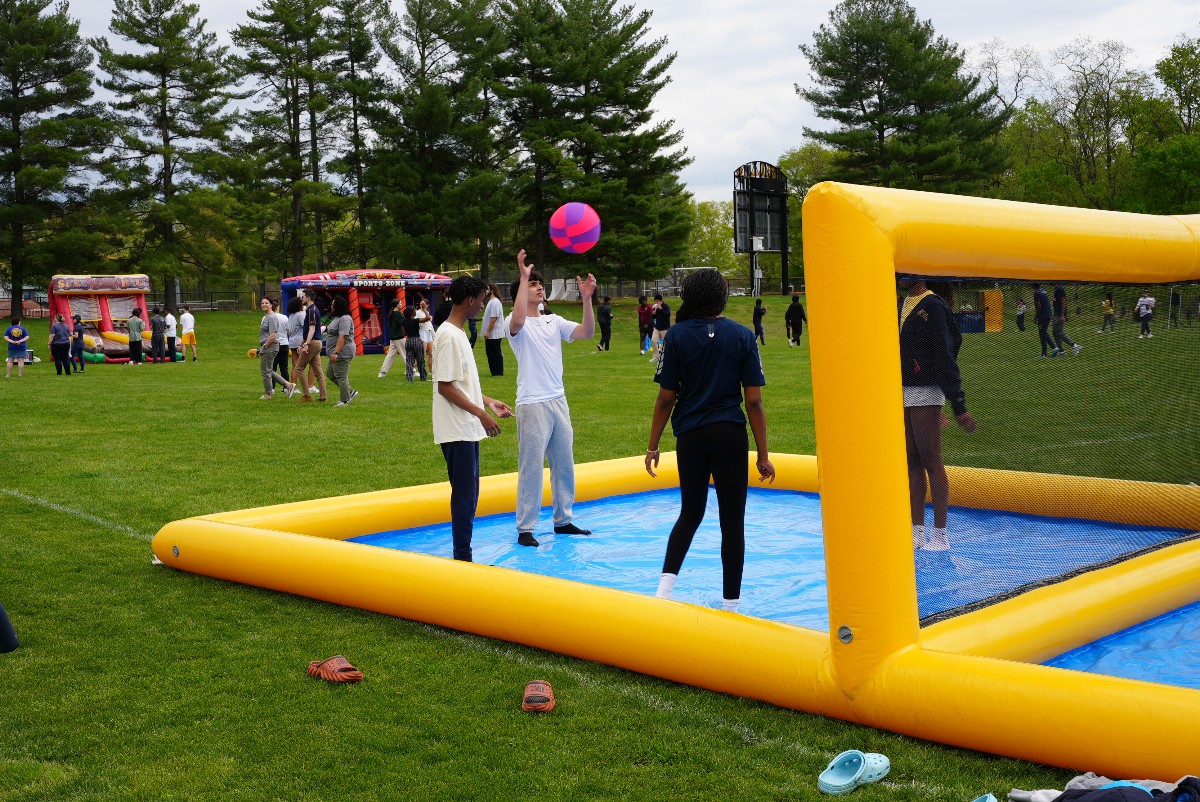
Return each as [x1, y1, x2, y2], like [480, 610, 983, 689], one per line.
[70, 314, 86, 372]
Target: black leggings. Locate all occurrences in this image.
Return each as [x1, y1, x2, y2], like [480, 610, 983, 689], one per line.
[661, 421, 749, 599]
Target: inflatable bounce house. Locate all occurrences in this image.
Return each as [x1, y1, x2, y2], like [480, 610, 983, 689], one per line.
[47, 274, 154, 363]
[280, 269, 452, 355]
[155, 186, 1200, 780]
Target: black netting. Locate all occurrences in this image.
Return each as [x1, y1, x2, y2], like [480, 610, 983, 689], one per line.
[904, 278, 1200, 625]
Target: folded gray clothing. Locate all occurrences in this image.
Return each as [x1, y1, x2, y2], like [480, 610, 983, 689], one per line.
[1011, 772, 1182, 802]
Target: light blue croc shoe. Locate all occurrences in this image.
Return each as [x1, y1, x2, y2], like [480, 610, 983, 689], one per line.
[969, 795, 998, 802]
[817, 750, 890, 795]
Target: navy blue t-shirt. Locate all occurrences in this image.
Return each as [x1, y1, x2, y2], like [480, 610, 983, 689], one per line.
[654, 316, 765, 437]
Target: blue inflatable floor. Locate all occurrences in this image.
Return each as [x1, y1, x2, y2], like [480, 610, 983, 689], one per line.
[350, 486, 1191, 636]
[1044, 601, 1200, 689]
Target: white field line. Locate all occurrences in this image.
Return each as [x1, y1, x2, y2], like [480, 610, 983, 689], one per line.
[0, 487, 152, 542]
[421, 624, 965, 799]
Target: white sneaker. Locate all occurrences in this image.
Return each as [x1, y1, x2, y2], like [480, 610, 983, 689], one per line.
[639, 349, 645, 355]
[1148, 333, 1153, 338]
[925, 531, 951, 551]
[1138, 335, 1144, 339]
[788, 341, 794, 348]
[377, 373, 386, 378]
[348, 389, 358, 404]
[1072, 343, 1082, 355]
[336, 401, 347, 406]
[309, 385, 318, 394]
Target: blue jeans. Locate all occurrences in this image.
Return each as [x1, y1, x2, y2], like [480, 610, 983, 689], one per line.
[441, 440, 481, 561]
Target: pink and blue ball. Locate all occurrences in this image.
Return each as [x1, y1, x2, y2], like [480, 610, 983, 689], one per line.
[549, 202, 601, 254]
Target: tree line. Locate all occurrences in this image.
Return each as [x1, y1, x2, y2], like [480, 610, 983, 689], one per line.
[686, 0, 1200, 290]
[0, 0, 692, 315]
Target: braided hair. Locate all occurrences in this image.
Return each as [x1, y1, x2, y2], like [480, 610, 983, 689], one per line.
[676, 268, 728, 323]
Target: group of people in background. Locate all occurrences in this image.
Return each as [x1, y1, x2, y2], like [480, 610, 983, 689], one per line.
[1020, 285, 1171, 359]
[25, 306, 197, 376]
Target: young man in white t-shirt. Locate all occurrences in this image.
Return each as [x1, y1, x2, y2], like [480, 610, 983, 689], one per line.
[433, 275, 513, 561]
[178, 306, 197, 360]
[481, 283, 505, 377]
[164, 307, 177, 362]
[505, 249, 597, 547]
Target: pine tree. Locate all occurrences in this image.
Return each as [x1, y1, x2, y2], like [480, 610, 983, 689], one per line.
[234, 0, 338, 278]
[798, 0, 1009, 194]
[90, 0, 238, 301]
[0, 0, 112, 317]
[501, 0, 691, 279]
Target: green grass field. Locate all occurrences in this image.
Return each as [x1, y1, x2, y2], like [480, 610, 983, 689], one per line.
[6, 293, 1192, 801]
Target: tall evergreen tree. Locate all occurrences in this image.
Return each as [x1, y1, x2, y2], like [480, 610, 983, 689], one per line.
[0, 0, 111, 317]
[797, 0, 1009, 194]
[326, 0, 386, 270]
[501, 0, 690, 278]
[90, 0, 238, 301]
[234, 0, 338, 277]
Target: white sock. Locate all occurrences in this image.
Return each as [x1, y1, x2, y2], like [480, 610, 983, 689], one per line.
[926, 527, 950, 551]
[722, 598, 740, 613]
[655, 573, 677, 599]
[912, 524, 925, 549]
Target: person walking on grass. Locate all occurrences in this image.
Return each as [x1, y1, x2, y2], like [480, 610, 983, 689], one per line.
[752, 298, 767, 346]
[650, 293, 671, 361]
[5, 318, 29, 377]
[596, 296, 613, 351]
[432, 275, 514, 562]
[400, 306, 427, 382]
[295, 290, 327, 402]
[258, 297, 298, 400]
[646, 268, 774, 614]
[784, 294, 807, 347]
[505, 248, 596, 547]
[179, 305, 197, 361]
[1136, 290, 1156, 338]
[48, 314, 72, 376]
[379, 298, 405, 378]
[1052, 284, 1081, 356]
[1032, 284, 1056, 358]
[270, 299, 291, 389]
[325, 294, 358, 406]
[482, 284, 505, 376]
[637, 295, 654, 354]
[70, 314, 86, 373]
[1099, 293, 1116, 333]
[899, 277, 977, 552]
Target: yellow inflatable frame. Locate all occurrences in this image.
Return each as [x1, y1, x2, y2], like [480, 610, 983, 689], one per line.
[153, 184, 1200, 779]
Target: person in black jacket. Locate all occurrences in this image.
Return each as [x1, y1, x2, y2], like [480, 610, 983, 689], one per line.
[899, 277, 977, 551]
[784, 294, 807, 346]
[596, 296, 613, 351]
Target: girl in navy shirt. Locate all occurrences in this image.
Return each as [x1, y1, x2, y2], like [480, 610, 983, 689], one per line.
[645, 268, 774, 613]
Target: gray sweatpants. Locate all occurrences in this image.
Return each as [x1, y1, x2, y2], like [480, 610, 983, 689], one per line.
[515, 395, 576, 532]
[259, 345, 288, 394]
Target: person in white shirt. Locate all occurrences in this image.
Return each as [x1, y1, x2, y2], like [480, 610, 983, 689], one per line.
[481, 284, 505, 376]
[1136, 291, 1156, 339]
[164, 307, 177, 362]
[178, 305, 197, 361]
[504, 249, 597, 547]
[432, 275, 513, 561]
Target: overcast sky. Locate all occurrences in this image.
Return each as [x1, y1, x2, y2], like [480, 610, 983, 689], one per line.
[67, 0, 1200, 202]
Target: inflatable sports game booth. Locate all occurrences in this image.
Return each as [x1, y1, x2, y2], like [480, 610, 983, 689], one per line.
[47, 274, 156, 363]
[280, 269, 452, 355]
[155, 186, 1200, 780]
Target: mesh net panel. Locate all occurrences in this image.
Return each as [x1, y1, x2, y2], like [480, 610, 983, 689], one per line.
[905, 278, 1200, 625]
[107, 295, 137, 319]
[69, 295, 101, 321]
